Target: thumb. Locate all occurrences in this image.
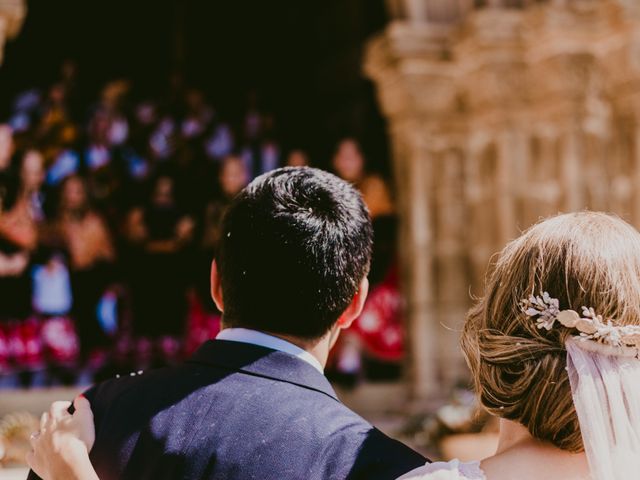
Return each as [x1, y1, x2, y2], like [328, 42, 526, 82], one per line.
[73, 395, 93, 419]
[73, 395, 95, 451]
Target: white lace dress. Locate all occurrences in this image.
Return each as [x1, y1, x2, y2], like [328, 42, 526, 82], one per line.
[397, 459, 487, 480]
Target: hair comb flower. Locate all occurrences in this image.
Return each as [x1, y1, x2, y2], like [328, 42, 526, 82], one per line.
[520, 292, 640, 348]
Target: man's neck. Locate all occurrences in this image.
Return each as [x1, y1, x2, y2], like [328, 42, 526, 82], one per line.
[268, 331, 331, 369]
[219, 323, 333, 369]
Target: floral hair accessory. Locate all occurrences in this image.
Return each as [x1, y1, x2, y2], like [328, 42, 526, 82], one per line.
[520, 292, 640, 348]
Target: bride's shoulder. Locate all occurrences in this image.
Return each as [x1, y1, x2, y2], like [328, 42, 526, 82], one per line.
[397, 459, 486, 480]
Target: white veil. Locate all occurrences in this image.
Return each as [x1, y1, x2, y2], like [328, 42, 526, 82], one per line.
[566, 337, 640, 480]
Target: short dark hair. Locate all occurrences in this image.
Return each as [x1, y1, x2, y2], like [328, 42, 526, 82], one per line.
[217, 167, 373, 339]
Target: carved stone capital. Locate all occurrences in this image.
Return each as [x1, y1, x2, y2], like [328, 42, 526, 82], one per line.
[367, 0, 640, 402]
[364, 21, 459, 120]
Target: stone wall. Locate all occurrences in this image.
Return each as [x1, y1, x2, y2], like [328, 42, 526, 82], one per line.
[366, 0, 640, 403]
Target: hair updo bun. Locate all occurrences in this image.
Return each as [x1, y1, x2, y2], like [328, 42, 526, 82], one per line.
[460, 212, 640, 452]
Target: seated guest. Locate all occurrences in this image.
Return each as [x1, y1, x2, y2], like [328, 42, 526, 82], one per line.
[285, 148, 310, 168]
[0, 150, 46, 381]
[27, 167, 426, 480]
[0, 124, 14, 176]
[124, 174, 194, 365]
[332, 138, 394, 219]
[330, 138, 402, 383]
[195, 155, 249, 312]
[200, 155, 249, 255]
[31, 249, 79, 380]
[184, 155, 250, 354]
[42, 175, 115, 366]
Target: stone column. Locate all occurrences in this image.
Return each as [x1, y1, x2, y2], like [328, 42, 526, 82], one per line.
[366, 0, 640, 405]
[365, 21, 466, 402]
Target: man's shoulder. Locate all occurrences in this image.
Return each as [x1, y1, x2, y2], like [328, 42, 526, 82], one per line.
[336, 424, 428, 478]
[83, 362, 204, 409]
[84, 361, 426, 480]
[84, 359, 329, 418]
[85, 360, 365, 437]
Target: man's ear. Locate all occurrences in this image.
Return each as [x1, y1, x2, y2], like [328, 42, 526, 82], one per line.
[336, 277, 369, 330]
[211, 260, 224, 312]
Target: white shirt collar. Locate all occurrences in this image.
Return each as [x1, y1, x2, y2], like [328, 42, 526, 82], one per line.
[216, 328, 324, 373]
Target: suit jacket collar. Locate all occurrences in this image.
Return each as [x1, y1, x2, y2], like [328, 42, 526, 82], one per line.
[187, 339, 339, 402]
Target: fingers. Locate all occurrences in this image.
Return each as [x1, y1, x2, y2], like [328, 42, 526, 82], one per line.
[27, 431, 43, 477]
[73, 394, 96, 452]
[49, 400, 72, 420]
[73, 395, 92, 417]
[29, 399, 78, 479]
[38, 400, 71, 437]
[26, 448, 45, 479]
[29, 430, 40, 450]
[26, 450, 38, 472]
[40, 411, 49, 431]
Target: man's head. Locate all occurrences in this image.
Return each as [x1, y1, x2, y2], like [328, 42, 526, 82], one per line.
[213, 167, 373, 340]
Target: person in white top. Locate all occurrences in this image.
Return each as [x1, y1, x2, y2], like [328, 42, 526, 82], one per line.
[403, 212, 640, 480]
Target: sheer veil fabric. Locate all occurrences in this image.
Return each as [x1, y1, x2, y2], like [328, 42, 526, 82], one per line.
[566, 337, 640, 480]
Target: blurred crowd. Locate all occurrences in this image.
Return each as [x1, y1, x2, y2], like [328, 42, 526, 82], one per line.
[0, 61, 404, 388]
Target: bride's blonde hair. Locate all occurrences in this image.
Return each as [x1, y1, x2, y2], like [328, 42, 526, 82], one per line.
[461, 211, 640, 452]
